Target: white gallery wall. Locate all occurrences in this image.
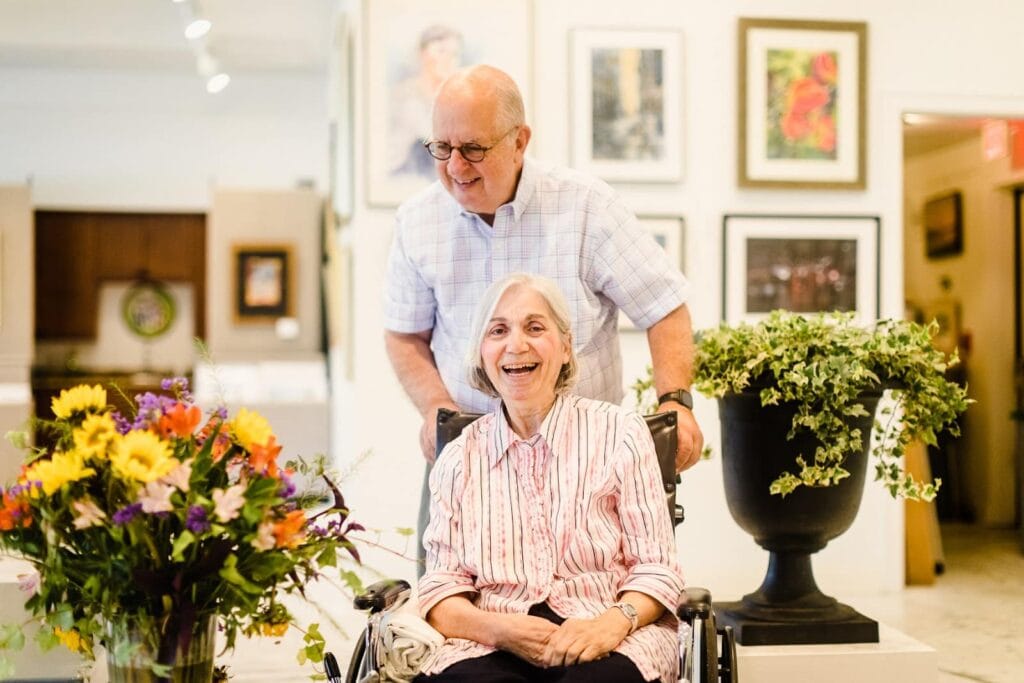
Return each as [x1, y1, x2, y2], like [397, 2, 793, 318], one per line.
[3, 0, 1024, 602]
[336, 0, 1024, 596]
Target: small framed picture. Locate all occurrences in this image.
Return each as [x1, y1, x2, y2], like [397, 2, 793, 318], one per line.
[233, 245, 294, 322]
[571, 28, 683, 182]
[364, 0, 533, 207]
[620, 216, 686, 330]
[924, 191, 963, 258]
[738, 18, 867, 189]
[722, 214, 879, 324]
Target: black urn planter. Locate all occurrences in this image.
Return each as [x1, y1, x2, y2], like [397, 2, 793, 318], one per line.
[716, 389, 882, 646]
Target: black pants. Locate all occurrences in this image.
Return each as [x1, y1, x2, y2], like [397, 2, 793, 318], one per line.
[412, 603, 648, 683]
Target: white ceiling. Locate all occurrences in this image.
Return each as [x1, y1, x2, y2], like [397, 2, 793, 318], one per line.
[0, 0, 339, 72]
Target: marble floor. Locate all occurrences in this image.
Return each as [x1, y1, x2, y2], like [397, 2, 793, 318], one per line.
[848, 524, 1024, 683]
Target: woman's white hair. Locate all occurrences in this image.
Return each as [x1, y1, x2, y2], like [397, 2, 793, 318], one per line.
[465, 273, 578, 398]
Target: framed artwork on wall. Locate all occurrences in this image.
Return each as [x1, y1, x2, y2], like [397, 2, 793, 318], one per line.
[722, 214, 880, 324]
[738, 18, 867, 189]
[571, 29, 683, 182]
[364, 0, 533, 207]
[924, 191, 963, 258]
[233, 245, 294, 323]
[620, 216, 686, 330]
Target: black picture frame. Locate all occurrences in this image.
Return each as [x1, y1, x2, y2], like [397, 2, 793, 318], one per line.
[233, 245, 294, 322]
[924, 191, 963, 259]
[722, 214, 881, 324]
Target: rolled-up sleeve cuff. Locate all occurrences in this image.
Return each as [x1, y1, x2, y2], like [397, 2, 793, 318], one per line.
[417, 571, 478, 618]
[620, 564, 686, 616]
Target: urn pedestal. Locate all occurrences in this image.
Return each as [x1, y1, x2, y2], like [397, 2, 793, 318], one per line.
[716, 390, 881, 646]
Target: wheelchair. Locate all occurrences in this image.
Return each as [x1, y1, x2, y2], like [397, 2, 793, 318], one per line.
[339, 409, 738, 683]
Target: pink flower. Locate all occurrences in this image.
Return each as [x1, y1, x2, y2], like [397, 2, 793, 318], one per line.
[17, 571, 40, 596]
[251, 521, 276, 551]
[160, 459, 193, 493]
[138, 481, 176, 514]
[71, 499, 107, 529]
[212, 484, 246, 522]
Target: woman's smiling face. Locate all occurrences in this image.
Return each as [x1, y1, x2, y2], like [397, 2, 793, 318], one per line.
[480, 284, 570, 410]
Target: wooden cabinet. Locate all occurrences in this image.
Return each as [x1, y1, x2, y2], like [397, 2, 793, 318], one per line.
[35, 211, 206, 340]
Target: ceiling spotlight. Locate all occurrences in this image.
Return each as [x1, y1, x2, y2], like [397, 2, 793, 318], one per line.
[206, 73, 231, 94]
[184, 18, 212, 40]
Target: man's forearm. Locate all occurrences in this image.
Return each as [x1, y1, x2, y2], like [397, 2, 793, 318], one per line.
[384, 329, 456, 416]
[646, 304, 695, 394]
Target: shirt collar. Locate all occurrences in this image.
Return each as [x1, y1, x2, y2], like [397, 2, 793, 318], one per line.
[455, 157, 537, 227]
[488, 393, 570, 468]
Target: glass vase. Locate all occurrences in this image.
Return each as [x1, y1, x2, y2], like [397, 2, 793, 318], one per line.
[105, 613, 216, 683]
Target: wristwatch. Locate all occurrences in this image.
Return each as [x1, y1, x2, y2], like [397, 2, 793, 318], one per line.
[611, 601, 639, 634]
[657, 388, 693, 411]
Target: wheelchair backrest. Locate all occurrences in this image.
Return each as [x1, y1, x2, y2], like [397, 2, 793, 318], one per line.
[436, 408, 682, 527]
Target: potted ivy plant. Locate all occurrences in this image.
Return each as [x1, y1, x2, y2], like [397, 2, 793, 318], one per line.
[641, 310, 970, 646]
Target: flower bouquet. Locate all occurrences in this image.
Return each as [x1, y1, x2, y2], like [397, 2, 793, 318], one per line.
[0, 378, 361, 681]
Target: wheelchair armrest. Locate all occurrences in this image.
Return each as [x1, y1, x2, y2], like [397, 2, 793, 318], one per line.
[678, 586, 712, 621]
[353, 579, 412, 614]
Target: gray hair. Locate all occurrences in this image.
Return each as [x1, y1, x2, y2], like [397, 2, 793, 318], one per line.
[465, 273, 577, 398]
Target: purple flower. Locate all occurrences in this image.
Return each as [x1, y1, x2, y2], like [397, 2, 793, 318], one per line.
[112, 503, 143, 525]
[112, 411, 132, 435]
[130, 392, 176, 430]
[186, 505, 210, 533]
[279, 473, 296, 499]
[160, 377, 194, 403]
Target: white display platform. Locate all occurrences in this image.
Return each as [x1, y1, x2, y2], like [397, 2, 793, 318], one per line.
[735, 623, 936, 683]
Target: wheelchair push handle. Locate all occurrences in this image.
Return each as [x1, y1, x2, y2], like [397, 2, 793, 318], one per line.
[353, 578, 412, 613]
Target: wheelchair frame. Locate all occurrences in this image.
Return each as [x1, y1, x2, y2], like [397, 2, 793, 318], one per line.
[336, 410, 738, 683]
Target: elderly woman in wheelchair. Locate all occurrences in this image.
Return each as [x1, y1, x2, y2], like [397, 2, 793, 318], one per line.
[407, 272, 686, 683]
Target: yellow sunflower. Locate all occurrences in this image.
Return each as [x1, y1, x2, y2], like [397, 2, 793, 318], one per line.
[51, 384, 107, 420]
[72, 412, 118, 461]
[24, 450, 96, 496]
[110, 430, 178, 483]
[230, 407, 273, 450]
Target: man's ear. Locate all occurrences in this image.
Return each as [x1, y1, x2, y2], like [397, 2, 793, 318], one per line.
[515, 125, 532, 154]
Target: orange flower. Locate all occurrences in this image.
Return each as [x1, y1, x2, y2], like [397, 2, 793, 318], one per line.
[812, 113, 836, 153]
[198, 418, 231, 462]
[812, 51, 837, 85]
[786, 77, 830, 115]
[157, 403, 202, 439]
[249, 436, 282, 478]
[0, 490, 31, 531]
[272, 510, 307, 549]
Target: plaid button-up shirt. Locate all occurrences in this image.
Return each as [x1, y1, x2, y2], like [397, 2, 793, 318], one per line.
[383, 158, 690, 412]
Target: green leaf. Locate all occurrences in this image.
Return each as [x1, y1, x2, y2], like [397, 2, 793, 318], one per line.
[171, 530, 196, 562]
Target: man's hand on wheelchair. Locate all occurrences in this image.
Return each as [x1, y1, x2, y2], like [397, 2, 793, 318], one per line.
[669, 404, 704, 473]
[539, 613, 630, 667]
[490, 613, 559, 667]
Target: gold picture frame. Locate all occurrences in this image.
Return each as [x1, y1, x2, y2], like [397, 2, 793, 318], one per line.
[738, 18, 867, 189]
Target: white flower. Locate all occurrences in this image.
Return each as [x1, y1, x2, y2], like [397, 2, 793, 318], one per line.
[212, 484, 247, 522]
[71, 499, 107, 529]
[138, 481, 176, 514]
[251, 521, 275, 551]
[160, 458, 193, 493]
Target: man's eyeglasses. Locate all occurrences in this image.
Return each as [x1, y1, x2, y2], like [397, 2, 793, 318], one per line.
[423, 127, 517, 163]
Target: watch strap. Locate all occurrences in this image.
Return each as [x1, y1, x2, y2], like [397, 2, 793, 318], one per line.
[611, 601, 639, 634]
[657, 388, 693, 410]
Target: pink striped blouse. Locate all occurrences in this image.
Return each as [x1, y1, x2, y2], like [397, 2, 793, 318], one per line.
[418, 394, 685, 682]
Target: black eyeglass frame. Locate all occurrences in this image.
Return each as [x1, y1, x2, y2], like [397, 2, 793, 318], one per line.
[423, 126, 519, 163]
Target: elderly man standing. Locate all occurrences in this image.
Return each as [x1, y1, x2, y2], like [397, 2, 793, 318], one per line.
[383, 64, 702, 568]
